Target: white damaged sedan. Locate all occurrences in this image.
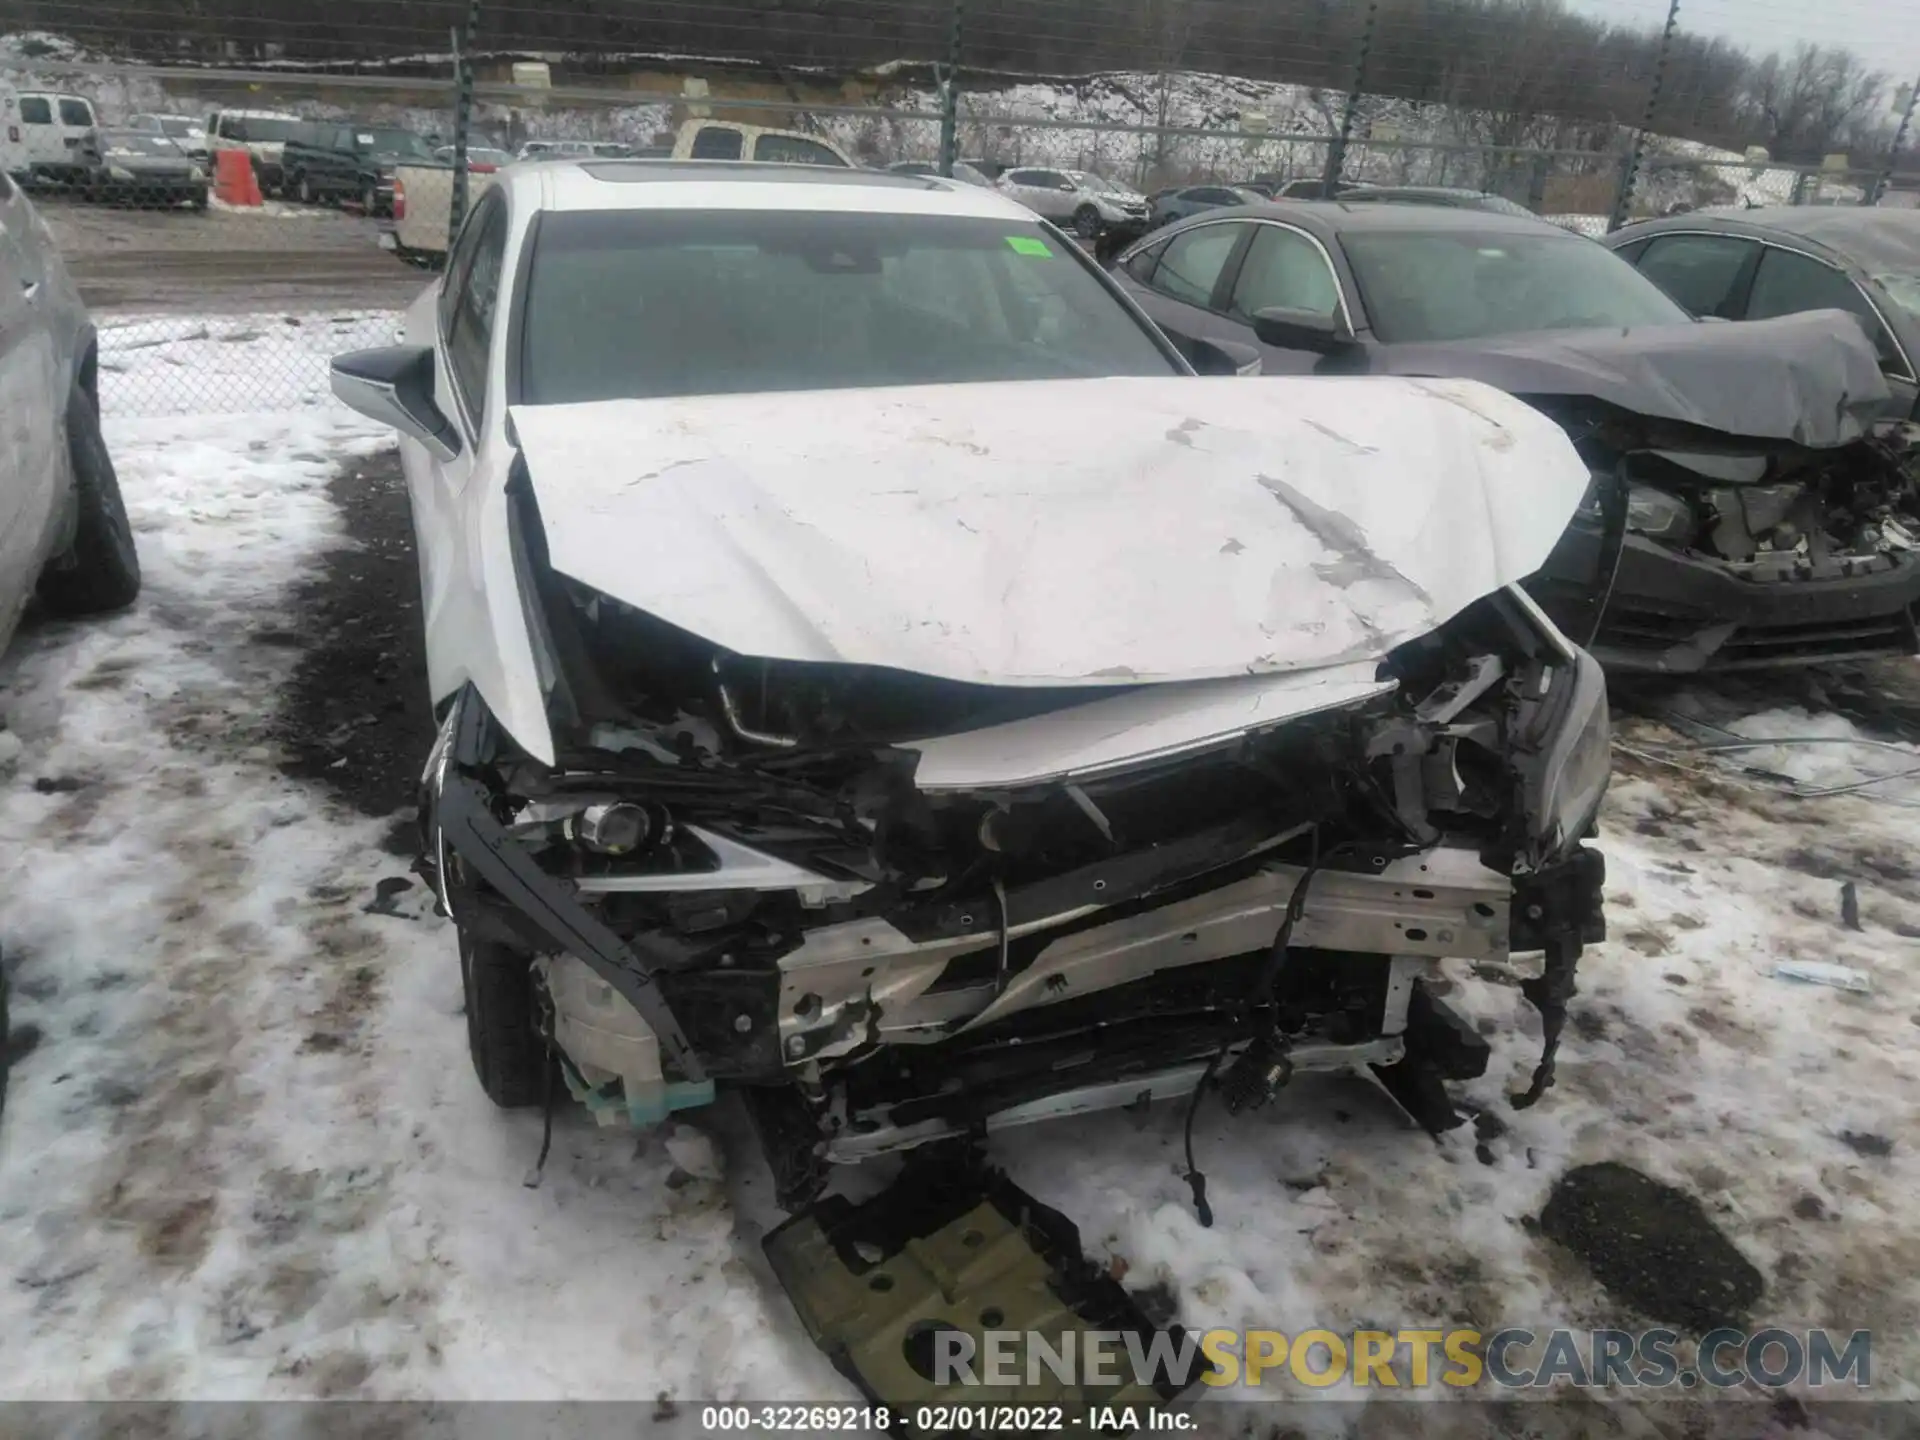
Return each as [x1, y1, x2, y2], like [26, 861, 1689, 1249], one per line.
[331, 161, 1611, 1210]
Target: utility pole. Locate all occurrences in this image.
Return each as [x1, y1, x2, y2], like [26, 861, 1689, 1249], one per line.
[448, 0, 480, 246]
[938, 0, 964, 176]
[1322, 0, 1378, 193]
[1609, 0, 1679, 232]
[1866, 74, 1920, 206]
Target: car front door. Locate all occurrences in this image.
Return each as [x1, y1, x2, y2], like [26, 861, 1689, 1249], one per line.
[0, 173, 61, 647]
[1226, 221, 1354, 374]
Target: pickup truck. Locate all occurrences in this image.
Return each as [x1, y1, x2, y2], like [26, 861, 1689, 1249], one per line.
[281, 122, 437, 215]
[387, 120, 854, 265]
[204, 109, 303, 195]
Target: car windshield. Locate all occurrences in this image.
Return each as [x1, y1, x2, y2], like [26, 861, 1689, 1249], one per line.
[101, 132, 184, 156]
[521, 210, 1178, 403]
[356, 128, 434, 159]
[1341, 228, 1692, 343]
[159, 117, 203, 138]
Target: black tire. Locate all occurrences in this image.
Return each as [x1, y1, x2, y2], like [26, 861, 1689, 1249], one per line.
[459, 930, 551, 1109]
[190, 189, 209, 212]
[361, 180, 380, 217]
[1073, 205, 1103, 240]
[37, 380, 140, 617]
[295, 172, 313, 205]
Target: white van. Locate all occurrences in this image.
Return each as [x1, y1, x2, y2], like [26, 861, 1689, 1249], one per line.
[1, 90, 98, 184]
[204, 109, 303, 194]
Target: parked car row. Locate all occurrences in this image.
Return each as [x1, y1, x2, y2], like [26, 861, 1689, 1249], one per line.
[1115, 197, 1920, 674]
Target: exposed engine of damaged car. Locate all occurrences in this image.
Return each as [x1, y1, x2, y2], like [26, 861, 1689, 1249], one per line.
[407, 376, 1610, 1214]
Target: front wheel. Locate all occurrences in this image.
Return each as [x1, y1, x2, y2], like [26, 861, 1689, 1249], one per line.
[361, 180, 379, 216]
[38, 378, 140, 616]
[459, 930, 552, 1109]
[1073, 205, 1103, 240]
[295, 172, 314, 205]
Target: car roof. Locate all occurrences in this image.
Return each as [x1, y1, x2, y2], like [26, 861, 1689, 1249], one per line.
[1613, 206, 1920, 270]
[1225, 199, 1564, 234]
[523, 160, 1039, 220]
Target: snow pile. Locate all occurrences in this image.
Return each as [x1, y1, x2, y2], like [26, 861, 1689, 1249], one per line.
[0, 340, 834, 1400]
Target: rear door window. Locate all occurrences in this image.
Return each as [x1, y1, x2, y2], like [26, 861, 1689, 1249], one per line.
[18, 97, 52, 125]
[1747, 245, 1907, 373]
[58, 99, 93, 127]
[688, 127, 744, 161]
[1633, 233, 1758, 319]
[1150, 223, 1244, 309]
[1122, 237, 1169, 284]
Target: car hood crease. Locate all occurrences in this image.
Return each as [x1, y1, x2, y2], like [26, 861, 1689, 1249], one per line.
[508, 375, 1591, 689]
[1378, 309, 1894, 449]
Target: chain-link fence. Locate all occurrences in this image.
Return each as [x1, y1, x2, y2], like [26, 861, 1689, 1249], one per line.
[3, 0, 1916, 416]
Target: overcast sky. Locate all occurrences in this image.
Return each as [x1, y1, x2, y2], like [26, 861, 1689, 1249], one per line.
[1569, 0, 1920, 114]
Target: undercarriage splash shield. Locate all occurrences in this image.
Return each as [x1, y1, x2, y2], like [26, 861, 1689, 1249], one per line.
[764, 1160, 1209, 1430]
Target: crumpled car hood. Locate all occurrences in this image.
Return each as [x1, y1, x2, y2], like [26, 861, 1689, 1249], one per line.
[509, 375, 1590, 689]
[1377, 309, 1893, 448]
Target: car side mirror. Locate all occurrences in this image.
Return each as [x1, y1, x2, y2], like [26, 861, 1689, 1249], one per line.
[1251, 306, 1357, 354]
[1188, 337, 1264, 376]
[331, 346, 461, 462]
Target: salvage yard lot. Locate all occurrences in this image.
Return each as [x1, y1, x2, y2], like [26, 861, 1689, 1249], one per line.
[1, 318, 1918, 1420]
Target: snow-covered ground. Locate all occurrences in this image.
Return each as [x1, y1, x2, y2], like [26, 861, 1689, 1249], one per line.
[2, 321, 1917, 1411]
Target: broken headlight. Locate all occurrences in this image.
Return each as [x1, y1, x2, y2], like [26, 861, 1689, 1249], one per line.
[1575, 475, 1694, 548]
[1624, 484, 1696, 546]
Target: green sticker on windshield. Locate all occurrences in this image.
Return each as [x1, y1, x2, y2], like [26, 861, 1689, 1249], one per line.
[1006, 235, 1054, 257]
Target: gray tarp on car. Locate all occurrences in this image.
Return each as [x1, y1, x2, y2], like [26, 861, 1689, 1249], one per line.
[1375, 308, 1892, 449]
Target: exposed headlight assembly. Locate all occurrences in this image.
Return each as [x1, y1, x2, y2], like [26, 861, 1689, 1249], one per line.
[1624, 484, 1696, 545]
[1506, 590, 1611, 866]
[1575, 473, 1694, 547]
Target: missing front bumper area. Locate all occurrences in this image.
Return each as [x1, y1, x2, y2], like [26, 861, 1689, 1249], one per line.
[428, 687, 1602, 1189]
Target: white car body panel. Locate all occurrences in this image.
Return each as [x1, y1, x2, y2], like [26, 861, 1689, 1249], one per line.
[902, 662, 1397, 790]
[389, 167, 1588, 774]
[505, 374, 1587, 691]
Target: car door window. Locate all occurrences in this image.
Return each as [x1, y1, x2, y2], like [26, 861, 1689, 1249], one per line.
[443, 196, 507, 415]
[1747, 246, 1906, 373]
[18, 97, 52, 125]
[58, 99, 93, 127]
[1150, 223, 1243, 309]
[1230, 224, 1342, 320]
[1122, 237, 1169, 284]
[1634, 233, 1757, 319]
[689, 127, 744, 160]
[1006, 170, 1048, 189]
[753, 134, 844, 167]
